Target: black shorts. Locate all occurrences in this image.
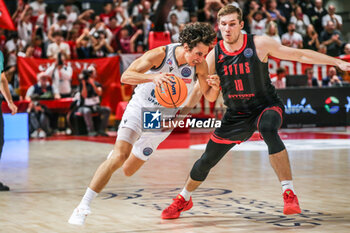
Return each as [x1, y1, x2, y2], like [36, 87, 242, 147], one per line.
[211, 103, 284, 144]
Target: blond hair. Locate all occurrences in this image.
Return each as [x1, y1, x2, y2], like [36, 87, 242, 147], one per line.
[217, 5, 243, 22]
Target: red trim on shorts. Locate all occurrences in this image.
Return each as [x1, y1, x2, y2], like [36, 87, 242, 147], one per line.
[219, 34, 247, 56]
[210, 133, 242, 145]
[256, 106, 283, 140]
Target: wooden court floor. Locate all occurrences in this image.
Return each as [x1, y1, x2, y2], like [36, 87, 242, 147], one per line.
[0, 139, 349, 232]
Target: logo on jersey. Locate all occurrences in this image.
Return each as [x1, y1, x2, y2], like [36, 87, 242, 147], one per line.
[167, 59, 173, 65]
[143, 110, 161, 129]
[181, 67, 192, 77]
[218, 54, 225, 63]
[169, 66, 174, 72]
[143, 147, 153, 156]
[243, 48, 253, 58]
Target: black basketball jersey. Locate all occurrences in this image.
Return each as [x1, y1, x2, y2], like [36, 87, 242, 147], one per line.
[215, 34, 282, 112]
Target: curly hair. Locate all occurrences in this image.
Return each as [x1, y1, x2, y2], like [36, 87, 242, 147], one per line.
[179, 22, 216, 50]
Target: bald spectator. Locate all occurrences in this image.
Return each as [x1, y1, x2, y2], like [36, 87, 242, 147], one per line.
[341, 43, 350, 56]
[322, 67, 342, 87]
[320, 21, 343, 57]
[322, 5, 342, 30]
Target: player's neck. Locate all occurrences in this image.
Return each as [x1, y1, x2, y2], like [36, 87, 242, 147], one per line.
[175, 46, 187, 66]
[223, 33, 244, 53]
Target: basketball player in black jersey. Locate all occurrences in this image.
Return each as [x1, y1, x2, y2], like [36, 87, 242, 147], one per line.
[162, 5, 350, 219]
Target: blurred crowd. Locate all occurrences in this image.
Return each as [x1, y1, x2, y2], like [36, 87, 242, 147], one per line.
[1, 0, 350, 95]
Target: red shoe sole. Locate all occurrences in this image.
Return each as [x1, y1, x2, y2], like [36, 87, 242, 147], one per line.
[161, 201, 193, 219]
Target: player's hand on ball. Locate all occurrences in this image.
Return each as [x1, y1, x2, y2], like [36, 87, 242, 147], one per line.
[153, 73, 174, 87]
[207, 75, 220, 91]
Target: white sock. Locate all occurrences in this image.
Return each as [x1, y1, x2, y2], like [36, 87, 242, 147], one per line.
[79, 187, 98, 208]
[281, 180, 295, 193]
[180, 188, 192, 201]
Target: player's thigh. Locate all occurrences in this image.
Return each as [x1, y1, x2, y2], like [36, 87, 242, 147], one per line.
[131, 131, 171, 161]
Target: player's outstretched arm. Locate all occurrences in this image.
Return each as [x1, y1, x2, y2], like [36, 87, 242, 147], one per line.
[256, 35, 350, 71]
[197, 49, 220, 102]
[121, 46, 174, 86]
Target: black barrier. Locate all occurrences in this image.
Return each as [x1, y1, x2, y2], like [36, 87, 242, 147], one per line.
[276, 87, 350, 128]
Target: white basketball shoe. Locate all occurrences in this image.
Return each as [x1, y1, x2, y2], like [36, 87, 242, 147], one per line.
[68, 206, 91, 225]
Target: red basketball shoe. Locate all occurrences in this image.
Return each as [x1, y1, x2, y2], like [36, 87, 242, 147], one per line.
[161, 194, 193, 219]
[283, 189, 301, 215]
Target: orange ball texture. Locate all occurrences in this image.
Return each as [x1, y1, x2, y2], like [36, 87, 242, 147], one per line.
[155, 75, 188, 108]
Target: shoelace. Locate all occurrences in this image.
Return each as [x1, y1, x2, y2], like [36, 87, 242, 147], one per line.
[166, 198, 185, 212]
[283, 192, 295, 203]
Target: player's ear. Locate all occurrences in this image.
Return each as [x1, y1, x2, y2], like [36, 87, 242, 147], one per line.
[183, 43, 190, 52]
[240, 20, 244, 30]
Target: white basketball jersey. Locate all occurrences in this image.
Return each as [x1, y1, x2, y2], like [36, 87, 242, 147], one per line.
[130, 43, 197, 109]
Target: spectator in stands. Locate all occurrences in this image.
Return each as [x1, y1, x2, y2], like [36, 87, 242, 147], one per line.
[117, 27, 142, 54]
[247, 4, 271, 36]
[47, 31, 71, 59]
[271, 67, 286, 89]
[322, 4, 342, 31]
[303, 24, 320, 51]
[36, 6, 57, 43]
[108, 16, 126, 36]
[76, 29, 95, 59]
[166, 13, 181, 42]
[18, 5, 34, 45]
[277, 0, 292, 26]
[30, 0, 47, 17]
[76, 67, 110, 136]
[100, 2, 116, 25]
[93, 31, 114, 57]
[322, 67, 342, 87]
[77, 9, 94, 28]
[45, 53, 73, 98]
[281, 22, 303, 48]
[264, 21, 281, 44]
[266, 0, 286, 36]
[25, 72, 54, 101]
[318, 44, 327, 54]
[66, 29, 79, 59]
[5, 32, 26, 67]
[25, 74, 53, 139]
[307, 0, 327, 35]
[299, 0, 313, 14]
[320, 21, 343, 57]
[130, 29, 144, 53]
[305, 68, 319, 87]
[24, 36, 43, 58]
[290, 5, 310, 36]
[62, 2, 78, 30]
[190, 12, 198, 23]
[341, 43, 350, 56]
[48, 14, 68, 42]
[169, 0, 190, 25]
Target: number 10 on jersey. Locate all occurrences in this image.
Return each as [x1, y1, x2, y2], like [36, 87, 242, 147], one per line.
[234, 79, 244, 91]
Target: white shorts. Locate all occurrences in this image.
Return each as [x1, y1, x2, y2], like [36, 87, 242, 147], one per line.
[117, 100, 173, 161]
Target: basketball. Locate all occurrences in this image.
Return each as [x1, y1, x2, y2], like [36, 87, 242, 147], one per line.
[155, 75, 188, 108]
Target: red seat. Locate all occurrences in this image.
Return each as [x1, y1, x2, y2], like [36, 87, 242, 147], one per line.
[148, 31, 171, 50]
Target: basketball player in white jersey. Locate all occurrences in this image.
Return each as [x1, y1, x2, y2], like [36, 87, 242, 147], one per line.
[68, 22, 217, 225]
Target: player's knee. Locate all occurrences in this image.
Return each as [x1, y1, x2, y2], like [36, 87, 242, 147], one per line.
[190, 156, 214, 181]
[107, 151, 129, 171]
[259, 111, 280, 133]
[122, 165, 136, 177]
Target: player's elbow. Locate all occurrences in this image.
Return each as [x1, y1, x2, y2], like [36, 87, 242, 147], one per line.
[120, 73, 131, 84]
